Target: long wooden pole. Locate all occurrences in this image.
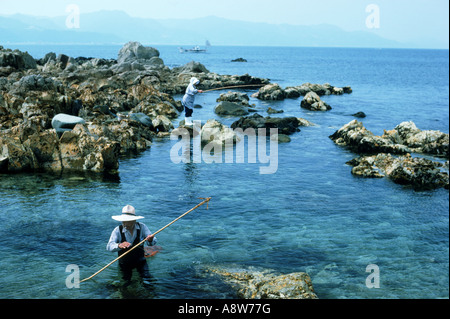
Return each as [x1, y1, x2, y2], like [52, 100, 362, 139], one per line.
[202, 84, 265, 93]
[80, 197, 211, 283]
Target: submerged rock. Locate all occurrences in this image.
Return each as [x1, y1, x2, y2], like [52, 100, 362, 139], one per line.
[231, 58, 247, 62]
[352, 111, 366, 118]
[201, 265, 318, 299]
[214, 101, 249, 116]
[231, 113, 303, 135]
[216, 91, 250, 106]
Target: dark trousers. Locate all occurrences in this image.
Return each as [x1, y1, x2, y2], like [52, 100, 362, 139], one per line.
[119, 259, 152, 284]
[185, 106, 193, 117]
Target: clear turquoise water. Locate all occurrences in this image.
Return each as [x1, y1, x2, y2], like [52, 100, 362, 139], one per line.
[1, 45, 448, 299]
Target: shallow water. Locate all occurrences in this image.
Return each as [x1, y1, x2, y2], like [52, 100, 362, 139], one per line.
[0, 45, 448, 299]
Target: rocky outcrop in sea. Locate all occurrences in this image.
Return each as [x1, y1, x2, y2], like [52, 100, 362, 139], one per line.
[330, 120, 449, 189]
[0, 42, 271, 174]
[347, 153, 449, 190]
[252, 82, 352, 101]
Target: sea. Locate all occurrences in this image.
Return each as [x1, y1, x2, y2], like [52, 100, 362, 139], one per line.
[0, 44, 448, 299]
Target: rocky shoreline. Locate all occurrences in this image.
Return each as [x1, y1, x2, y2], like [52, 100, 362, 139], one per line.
[0, 41, 353, 175]
[0, 42, 270, 174]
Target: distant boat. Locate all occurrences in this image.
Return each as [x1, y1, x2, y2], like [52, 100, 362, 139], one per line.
[179, 45, 207, 53]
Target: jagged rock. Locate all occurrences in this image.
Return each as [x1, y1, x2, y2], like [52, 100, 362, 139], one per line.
[383, 121, 449, 158]
[23, 129, 63, 171]
[0, 47, 36, 70]
[0, 135, 38, 172]
[331, 120, 449, 158]
[330, 120, 410, 155]
[152, 114, 173, 132]
[59, 124, 120, 172]
[264, 82, 353, 100]
[86, 119, 153, 154]
[347, 153, 449, 189]
[11, 74, 64, 94]
[273, 133, 291, 143]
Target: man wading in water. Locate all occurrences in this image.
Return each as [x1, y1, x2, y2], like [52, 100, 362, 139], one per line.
[107, 205, 157, 286]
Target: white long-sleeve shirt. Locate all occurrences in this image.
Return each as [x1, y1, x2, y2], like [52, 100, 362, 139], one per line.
[182, 77, 200, 109]
[106, 222, 157, 252]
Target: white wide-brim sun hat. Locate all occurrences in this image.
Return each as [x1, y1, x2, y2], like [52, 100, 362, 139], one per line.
[112, 205, 145, 222]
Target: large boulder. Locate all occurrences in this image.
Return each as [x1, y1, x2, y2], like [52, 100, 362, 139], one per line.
[51, 113, 86, 135]
[117, 41, 160, 64]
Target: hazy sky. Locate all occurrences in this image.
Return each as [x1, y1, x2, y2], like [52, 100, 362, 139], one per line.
[1, 0, 448, 45]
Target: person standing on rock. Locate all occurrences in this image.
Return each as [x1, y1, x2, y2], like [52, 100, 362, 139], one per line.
[107, 205, 157, 286]
[182, 77, 203, 126]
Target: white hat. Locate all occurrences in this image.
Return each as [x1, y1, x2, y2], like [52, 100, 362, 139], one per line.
[190, 77, 200, 85]
[112, 205, 144, 222]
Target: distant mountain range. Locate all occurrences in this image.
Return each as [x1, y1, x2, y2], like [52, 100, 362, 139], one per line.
[0, 10, 443, 48]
